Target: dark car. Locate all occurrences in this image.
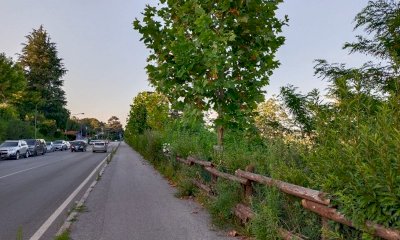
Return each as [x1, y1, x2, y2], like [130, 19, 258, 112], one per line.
[70, 140, 87, 152]
[24, 139, 46, 156]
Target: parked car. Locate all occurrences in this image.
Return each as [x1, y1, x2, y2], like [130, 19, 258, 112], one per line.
[46, 141, 55, 152]
[89, 139, 101, 145]
[65, 141, 71, 149]
[92, 141, 107, 153]
[70, 140, 87, 152]
[0, 140, 29, 159]
[24, 139, 46, 156]
[53, 140, 68, 151]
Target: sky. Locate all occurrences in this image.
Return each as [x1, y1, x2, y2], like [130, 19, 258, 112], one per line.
[0, 0, 371, 126]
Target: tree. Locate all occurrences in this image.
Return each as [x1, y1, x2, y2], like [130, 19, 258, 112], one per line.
[126, 91, 169, 135]
[315, 0, 400, 99]
[134, 0, 286, 146]
[18, 25, 69, 128]
[0, 53, 26, 105]
[254, 98, 291, 139]
[106, 116, 123, 140]
[279, 85, 319, 136]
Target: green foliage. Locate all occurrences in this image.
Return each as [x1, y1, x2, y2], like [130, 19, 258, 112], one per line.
[125, 1, 400, 239]
[0, 53, 26, 105]
[134, 0, 287, 143]
[54, 230, 70, 240]
[18, 25, 69, 129]
[106, 116, 123, 140]
[307, 0, 400, 231]
[251, 187, 281, 240]
[126, 91, 169, 135]
[308, 96, 400, 229]
[0, 119, 35, 141]
[280, 85, 319, 136]
[254, 98, 291, 139]
[209, 180, 242, 227]
[176, 174, 197, 198]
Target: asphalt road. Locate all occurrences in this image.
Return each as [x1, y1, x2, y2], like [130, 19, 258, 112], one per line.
[0, 145, 111, 240]
[71, 142, 234, 240]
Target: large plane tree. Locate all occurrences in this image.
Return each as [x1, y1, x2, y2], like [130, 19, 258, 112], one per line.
[134, 0, 286, 146]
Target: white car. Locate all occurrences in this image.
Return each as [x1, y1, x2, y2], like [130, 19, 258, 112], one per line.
[0, 140, 30, 159]
[92, 141, 107, 153]
[46, 142, 55, 152]
[53, 140, 68, 151]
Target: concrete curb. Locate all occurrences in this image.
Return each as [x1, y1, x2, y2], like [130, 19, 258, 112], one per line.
[55, 142, 121, 237]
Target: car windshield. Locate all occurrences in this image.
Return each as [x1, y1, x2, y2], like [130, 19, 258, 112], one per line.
[46, 142, 51, 145]
[54, 140, 63, 144]
[25, 139, 36, 145]
[0, 142, 18, 147]
[94, 142, 105, 146]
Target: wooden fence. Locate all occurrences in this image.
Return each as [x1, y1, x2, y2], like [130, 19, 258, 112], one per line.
[173, 155, 400, 240]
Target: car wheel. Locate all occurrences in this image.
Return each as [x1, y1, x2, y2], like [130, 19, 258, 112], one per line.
[15, 151, 20, 160]
[24, 151, 29, 158]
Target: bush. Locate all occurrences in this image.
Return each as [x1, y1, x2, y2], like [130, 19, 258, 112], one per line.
[209, 180, 242, 227]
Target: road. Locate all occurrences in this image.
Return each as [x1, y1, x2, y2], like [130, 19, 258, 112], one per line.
[0, 145, 111, 240]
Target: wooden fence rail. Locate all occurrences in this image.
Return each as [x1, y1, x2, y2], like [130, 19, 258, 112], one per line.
[171, 155, 400, 240]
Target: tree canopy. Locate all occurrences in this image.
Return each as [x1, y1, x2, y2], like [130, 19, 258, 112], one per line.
[134, 0, 286, 145]
[18, 25, 69, 128]
[126, 91, 169, 135]
[0, 53, 26, 105]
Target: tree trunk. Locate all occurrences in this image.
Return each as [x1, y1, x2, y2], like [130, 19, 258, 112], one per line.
[217, 125, 224, 147]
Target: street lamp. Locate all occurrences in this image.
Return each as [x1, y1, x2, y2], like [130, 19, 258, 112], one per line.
[34, 103, 39, 139]
[65, 113, 84, 140]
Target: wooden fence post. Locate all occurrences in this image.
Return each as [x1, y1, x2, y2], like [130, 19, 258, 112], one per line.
[243, 165, 254, 203]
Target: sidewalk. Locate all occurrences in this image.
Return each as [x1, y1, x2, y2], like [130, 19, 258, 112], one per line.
[70, 142, 234, 240]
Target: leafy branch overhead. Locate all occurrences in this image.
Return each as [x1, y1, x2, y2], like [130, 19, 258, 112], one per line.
[134, 0, 287, 144]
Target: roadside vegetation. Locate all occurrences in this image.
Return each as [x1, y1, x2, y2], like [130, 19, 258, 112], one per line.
[127, 1, 400, 239]
[0, 26, 123, 142]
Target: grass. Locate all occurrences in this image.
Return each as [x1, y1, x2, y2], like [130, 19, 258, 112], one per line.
[54, 230, 70, 240]
[16, 227, 23, 240]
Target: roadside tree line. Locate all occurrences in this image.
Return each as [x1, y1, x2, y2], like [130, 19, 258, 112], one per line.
[0, 25, 123, 141]
[0, 25, 68, 140]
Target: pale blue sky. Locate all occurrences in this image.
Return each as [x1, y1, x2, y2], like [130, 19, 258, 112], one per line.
[0, 1, 370, 125]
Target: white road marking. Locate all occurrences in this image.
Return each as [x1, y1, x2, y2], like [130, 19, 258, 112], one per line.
[29, 154, 110, 240]
[0, 163, 54, 180]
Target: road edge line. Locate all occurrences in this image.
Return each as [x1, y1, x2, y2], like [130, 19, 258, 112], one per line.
[29, 144, 119, 240]
[54, 142, 121, 237]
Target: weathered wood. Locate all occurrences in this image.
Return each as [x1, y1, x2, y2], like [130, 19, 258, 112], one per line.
[243, 165, 254, 202]
[365, 222, 400, 240]
[187, 156, 214, 167]
[233, 203, 254, 223]
[302, 199, 400, 240]
[192, 179, 213, 196]
[235, 170, 330, 206]
[205, 167, 248, 185]
[243, 182, 253, 202]
[278, 228, 305, 240]
[176, 157, 192, 165]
